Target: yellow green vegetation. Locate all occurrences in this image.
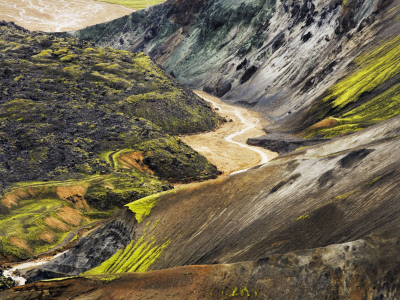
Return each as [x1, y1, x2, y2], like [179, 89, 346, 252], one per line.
[84, 221, 171, 275]
[126, 190, 175, 223]
[95, 0, 165, 10]
[0, 169, 169, 260]
[296, 214, 311, 221]
[220, 286, 256, 298]
[0, 198, 87, 260]
[305, 34, 400, 138]
[0, 21, 218, 261]
[42, 277, 77, 282]
[83, 274, 121, 283]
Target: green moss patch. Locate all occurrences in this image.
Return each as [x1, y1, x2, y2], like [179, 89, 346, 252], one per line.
[0, 198, 85, 260]
[0, 21, 219, 262]
[304, 34, 400, 138]
[84, 220, 171, 275]
[95, 0, 165, 10]
[0, 22, 219, 191]
[126, 190, 175, 223]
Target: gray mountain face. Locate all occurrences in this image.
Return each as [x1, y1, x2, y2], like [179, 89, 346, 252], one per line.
[73, 0, 398, 131]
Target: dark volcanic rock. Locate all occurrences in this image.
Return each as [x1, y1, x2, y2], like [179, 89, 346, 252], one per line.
[247, 133, 327, 154]
[26, 208, 136, 282]
[0, 22, 219, 192]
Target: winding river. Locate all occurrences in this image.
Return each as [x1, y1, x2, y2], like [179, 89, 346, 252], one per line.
[182, 91, 277, 175]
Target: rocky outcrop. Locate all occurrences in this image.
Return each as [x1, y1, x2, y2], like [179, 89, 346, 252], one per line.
[0, 21, 219, 191]
[247, 133, 327, 154]
[25, 208, 137, 282]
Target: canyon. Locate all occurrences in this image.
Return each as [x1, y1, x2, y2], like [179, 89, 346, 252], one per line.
[1, 0, 400, 299]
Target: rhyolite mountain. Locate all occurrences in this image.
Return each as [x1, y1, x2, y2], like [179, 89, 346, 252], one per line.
[0, 21, 220, 262]
[2, 0, 400, 299]
[73, 0, 400, 140]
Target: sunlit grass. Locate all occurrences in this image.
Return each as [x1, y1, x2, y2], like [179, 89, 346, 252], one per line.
[95, 0, 166, 10]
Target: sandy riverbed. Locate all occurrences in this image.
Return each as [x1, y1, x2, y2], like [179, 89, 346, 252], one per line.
[182, 91, 278, 175]
[0, 0, 134, 32]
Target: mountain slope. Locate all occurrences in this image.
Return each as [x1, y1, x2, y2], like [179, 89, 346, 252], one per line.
[27, 115, 400, 283]
[73, 0, 400, 137]
[0, 21, 219, 262]
[4, 230, 400, 299]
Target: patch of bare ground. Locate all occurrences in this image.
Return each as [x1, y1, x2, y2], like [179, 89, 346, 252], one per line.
[9, 237, 32, 254]
[44, 217, 70, 232]
[56, 206, 83, 227]
[56, 186, 89, 209]
[117, 152, 155, 175]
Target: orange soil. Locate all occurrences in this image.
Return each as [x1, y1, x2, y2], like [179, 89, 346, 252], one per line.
[1, 186, 55, 208]
[2, 191, 27, 208]
[56, 206, 82, 226]
[39, 231, 56, 244]
[118, 152, 155, 175]
[9, 237, 32, 253]
[45, 217, 70, 232]
[56, 186, 89, 209]
[310, 118, 339, 129]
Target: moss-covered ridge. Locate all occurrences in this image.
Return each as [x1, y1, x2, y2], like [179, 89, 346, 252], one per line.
[0, 169, 171, 261]
[84, 190, 179, 275]
[0, 21, 219, 190]
[84, 219, 171, 275]
[303, 34, 400, 138]
[0, 21, 219, 261]
[126, 189, 176, 224]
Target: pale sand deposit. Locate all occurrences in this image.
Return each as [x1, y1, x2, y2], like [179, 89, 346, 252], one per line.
[0, 0, 134, 32]
[182, 91, 278, 175]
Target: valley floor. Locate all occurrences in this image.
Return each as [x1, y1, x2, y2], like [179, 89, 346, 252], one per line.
[182, 91, 278, 175]
[0, 0, 133, 32]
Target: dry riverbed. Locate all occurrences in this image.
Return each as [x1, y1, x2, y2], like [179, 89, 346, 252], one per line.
[182, 91, 278, 175]
[0, 0, 134, 32]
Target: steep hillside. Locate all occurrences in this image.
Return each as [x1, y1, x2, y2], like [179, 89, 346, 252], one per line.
[4, 230, 400, 299]
[0, 21, 219, 261]
[73, 0, 400, 137]
[26, 115, 400, 284]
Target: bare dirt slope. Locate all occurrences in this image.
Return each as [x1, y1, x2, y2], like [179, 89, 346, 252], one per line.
[182, 91, 278, 175]
[0, 0, 133, 32]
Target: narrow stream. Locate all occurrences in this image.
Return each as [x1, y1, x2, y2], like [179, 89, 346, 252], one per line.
[194, 91, 276, 175]
[3, 251, 66, 286]
[210, 101, 271, 175]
